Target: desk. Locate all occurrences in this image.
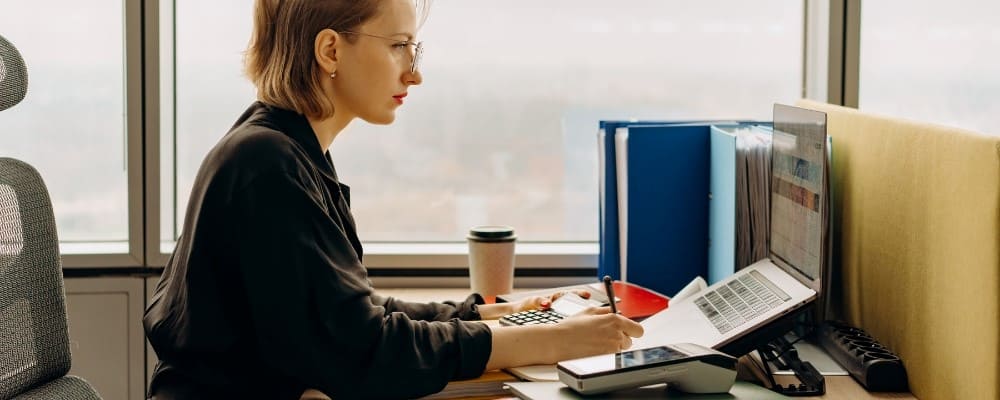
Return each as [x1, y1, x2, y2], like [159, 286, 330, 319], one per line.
[376, 288, 916, 400]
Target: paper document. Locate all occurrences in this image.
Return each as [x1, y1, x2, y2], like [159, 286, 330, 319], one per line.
[739, 126, 773, 271]
[669, 276, 707, 304]
[614, 128, 630, 282]
[628, 276, 709, 350]
[505, 364, 560, 382]
[631, 276, 712, 350]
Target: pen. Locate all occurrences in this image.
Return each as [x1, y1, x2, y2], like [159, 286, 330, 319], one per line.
[602, 275, 618, 314]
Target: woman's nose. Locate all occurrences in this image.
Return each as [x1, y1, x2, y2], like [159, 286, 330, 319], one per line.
[405, 69, 423, 86]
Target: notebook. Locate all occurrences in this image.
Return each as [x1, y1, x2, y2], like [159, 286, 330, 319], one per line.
[634, 104, 831, 357]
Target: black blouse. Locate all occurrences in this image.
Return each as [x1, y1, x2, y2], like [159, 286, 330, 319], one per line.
[143, 102, 492, 399]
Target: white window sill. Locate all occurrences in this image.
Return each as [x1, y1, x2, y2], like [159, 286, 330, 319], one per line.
[60, 241, 130, 255]
[359, 242, 598, 269]
[57, 241, 598, 269]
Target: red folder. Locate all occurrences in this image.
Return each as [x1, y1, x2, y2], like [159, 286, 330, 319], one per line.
[611, 281, 670, 320]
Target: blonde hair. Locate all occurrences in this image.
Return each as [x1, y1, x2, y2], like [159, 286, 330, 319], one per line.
[245, 0, 375, 119]
[245, 0, 433, 119]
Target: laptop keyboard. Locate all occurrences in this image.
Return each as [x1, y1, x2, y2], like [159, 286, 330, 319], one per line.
[694, 271, 792, 334]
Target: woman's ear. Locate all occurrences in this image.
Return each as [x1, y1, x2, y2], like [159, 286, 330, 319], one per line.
[314, 29, 340, 77]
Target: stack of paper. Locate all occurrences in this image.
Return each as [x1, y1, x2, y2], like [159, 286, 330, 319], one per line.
[708, 124, 773, 282]
[738, 126, 773, 270]
[419, 370, 519, 400]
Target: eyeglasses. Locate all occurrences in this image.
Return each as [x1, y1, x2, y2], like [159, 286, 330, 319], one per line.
[338, 31, 423, 74]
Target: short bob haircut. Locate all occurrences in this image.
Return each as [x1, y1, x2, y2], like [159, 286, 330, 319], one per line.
[245, 0, 430, 119]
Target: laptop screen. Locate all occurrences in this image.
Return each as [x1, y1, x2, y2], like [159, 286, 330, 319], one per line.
[768, 104, 828, 292]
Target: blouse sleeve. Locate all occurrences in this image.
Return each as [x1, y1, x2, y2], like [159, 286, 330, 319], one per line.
[369, 293, 485, 322]
[230, 170, 492, 398]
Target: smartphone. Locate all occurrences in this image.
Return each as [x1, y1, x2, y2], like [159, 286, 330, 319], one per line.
[499, 292, 599, 326]
[557, 343, 738, 395]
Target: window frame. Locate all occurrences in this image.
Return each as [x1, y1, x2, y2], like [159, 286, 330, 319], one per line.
[58, 0, 145, 269]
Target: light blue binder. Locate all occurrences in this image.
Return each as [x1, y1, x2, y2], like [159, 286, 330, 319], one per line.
[709, 126, 738, 284]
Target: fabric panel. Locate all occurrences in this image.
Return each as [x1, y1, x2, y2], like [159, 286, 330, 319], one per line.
[798, 100, 1000, 400]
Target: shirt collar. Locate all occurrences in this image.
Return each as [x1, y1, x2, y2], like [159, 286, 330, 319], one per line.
[251, 101, 340, 182]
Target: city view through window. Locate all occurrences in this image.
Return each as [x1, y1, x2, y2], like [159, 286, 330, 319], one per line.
[5, 1, 816, 247]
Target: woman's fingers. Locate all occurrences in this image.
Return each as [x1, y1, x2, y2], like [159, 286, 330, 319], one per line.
[538, 296, 553, 310]
[573, 306, 611, 316]
[617, 315, 645, 338]
[556, 313, 646, 357]
[621, 332, 633, 350]
[550, 289, 589, 302]
[530, 296, 550, 310]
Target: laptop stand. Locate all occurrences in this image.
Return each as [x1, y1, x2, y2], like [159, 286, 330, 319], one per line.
[756, 336, 826, 396]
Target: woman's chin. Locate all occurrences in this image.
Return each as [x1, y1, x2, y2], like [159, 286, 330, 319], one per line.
[360, 112, 396, 125]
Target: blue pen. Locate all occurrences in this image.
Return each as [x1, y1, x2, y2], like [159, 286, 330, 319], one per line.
[602, 275, 618, 314]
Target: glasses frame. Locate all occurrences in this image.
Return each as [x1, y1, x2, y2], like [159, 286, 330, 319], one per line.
[338, 30, 423, 74]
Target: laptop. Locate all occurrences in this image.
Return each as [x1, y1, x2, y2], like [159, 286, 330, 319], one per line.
[633, 104, 830, 357]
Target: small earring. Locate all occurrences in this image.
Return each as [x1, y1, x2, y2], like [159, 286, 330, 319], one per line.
[330, 72, 337, 79]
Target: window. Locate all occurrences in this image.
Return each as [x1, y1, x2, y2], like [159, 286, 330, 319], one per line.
[859, 0, 1000, 134]
[1, 1, 816, 268]
[161, 0, 805, 251]
[1, 1, 139, 260]
[160, 0, 257, 252]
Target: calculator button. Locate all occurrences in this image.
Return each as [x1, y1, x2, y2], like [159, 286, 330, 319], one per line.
[503, 309, 568, 325]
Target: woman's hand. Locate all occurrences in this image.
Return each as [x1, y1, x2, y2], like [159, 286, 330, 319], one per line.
[485, 312, 644, 370]
[556, 313, 644, 356]
[513, 289, 592, 313]
[477, 289, 592, 320]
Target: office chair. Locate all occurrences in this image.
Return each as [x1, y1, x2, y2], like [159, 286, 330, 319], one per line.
[0, 33, 102, 400]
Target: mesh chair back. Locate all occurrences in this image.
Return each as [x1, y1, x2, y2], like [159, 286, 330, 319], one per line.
[0, 34, 28, 111]
[0, 158, 72, 399]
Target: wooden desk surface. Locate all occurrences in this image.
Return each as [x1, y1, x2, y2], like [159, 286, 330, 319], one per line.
[375, 288, 917, 400]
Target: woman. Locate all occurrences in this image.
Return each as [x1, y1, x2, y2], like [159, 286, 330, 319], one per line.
[143, 0, 643, 398]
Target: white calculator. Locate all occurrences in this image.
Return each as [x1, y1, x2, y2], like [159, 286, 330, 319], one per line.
[499, 293, 598, 326]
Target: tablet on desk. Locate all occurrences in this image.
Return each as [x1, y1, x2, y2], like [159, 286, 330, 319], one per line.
[557, 343, 737, 395]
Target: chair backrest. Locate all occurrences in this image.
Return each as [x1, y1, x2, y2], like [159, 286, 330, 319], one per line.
[0, 34, 28, 111]
[0, 158, 72, 398]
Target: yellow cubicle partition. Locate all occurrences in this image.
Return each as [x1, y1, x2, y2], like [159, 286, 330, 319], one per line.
[797, 100, 1000, 400]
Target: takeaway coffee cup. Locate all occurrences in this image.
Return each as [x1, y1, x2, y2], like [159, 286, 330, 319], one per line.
[467, 226, 517, 297]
